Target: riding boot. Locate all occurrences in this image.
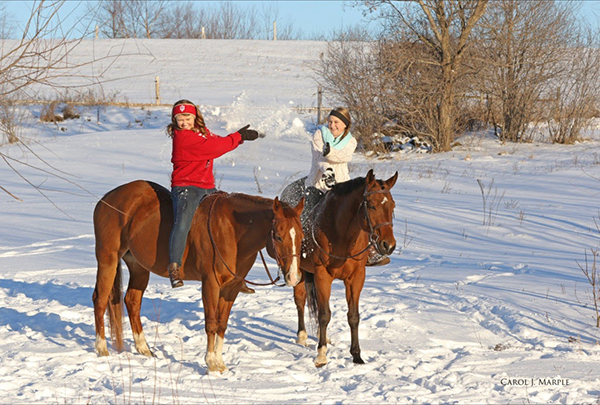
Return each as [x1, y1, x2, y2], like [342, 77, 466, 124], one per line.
[365, 246, 391, 266]
[240, 282, 255, 294]
[167, 262, 184, 288]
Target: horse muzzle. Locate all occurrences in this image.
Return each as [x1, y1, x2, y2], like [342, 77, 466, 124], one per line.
[375, 240, 395, 256]
[283, 263, 302, 287]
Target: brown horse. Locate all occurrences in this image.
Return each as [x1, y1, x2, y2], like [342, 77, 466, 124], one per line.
[290, 169, 398, 367]
[92, 180, 304, 372]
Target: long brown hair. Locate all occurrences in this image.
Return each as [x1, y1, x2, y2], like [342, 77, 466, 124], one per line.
[166, 99, 206, 137]
[329, 107, 352, 139]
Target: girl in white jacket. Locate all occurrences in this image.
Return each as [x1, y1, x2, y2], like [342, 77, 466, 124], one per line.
[302, 108, 356, 223]
[306, 107, 357, 193]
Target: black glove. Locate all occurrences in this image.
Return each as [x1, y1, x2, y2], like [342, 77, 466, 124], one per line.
[322, 168, 336, 189]
[322, 142, 331, 157]
[238, 124, 259, 141]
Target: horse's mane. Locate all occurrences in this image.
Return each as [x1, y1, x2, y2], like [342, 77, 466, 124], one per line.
[319, 174, 389, 213]
[330, 176, 366, 197]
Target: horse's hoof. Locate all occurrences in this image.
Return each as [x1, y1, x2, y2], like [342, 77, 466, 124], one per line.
[95, 338, 109, 356]
[315, 346, 327, 367]
[353, 357, 365, 364]
[206, 356, 228, 374]
[137, 348, 154, 357]
[207, 365, 228, 374]
[296, 331, 308, 347]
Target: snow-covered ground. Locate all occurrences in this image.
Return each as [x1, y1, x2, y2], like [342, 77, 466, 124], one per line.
[1, 39, 600, 404]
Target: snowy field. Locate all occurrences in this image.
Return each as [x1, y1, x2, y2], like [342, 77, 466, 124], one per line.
[27, 39, 330, 107]
[1, 39, 600, 404]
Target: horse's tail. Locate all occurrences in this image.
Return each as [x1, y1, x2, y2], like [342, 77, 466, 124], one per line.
[305, 271, 319, 327]
[107, 260, 125, 352]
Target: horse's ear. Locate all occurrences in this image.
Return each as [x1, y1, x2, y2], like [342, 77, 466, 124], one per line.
[294, 197, 305, 216]
[385, 171, 398, 189]
[273, 196, 283, 216]
[366, 169, 375, 184]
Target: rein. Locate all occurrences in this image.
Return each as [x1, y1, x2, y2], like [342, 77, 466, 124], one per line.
[206, 193, 287, 288]
[311, 188, 393, 261]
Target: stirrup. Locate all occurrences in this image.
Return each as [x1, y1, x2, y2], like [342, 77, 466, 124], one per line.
[168, 263, 184, 288]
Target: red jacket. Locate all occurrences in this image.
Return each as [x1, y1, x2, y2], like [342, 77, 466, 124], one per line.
[171, 128, 242, 189]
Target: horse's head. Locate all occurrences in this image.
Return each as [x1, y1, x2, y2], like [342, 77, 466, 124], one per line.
[361, 169, 398, 256]
[267, 196, 305, 287]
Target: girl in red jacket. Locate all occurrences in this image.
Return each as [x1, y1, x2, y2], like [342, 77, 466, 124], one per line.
[166, 99, 259, 288]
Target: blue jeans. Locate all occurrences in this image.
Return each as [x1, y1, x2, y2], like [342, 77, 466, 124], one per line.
[169, 186, 216, 265]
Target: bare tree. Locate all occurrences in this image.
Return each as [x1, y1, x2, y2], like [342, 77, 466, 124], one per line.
[132, 0, 170, 38]
[0, 0, 132, 206]
[93, 0, 128, 38]
[158, 2, 205, 39]
[0, 3, 15, 39]
[95, 0, 299, 40]
[94, 0, 169, 38]
[325, 0, 592, 151]
[209, 2, 257, 39]
[318, 1, 487, 150]
[370, 0, 489, 151]
[0, 1, 99, 100]
[317, 25, 450, 149]
[545, 27, 600, 144]
[578, 248, 600, 328]
[476, 0, 579, 143]
[315, 31, 391, 147]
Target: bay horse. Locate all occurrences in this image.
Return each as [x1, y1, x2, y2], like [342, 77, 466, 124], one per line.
[92, 180, 304, 373]
[288, 169, 397, 367]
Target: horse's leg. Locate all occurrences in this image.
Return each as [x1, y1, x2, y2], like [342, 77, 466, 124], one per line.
[92, 249, 121, 356]
[293, 275, 308, 346]
[202, 279, 221, 373]
[122, 254, 153, 357]
[314, 269, 334, 368]
[213, 294, 238, 373]
[344, 269, 366, 364]
[210, 254, 251, 372]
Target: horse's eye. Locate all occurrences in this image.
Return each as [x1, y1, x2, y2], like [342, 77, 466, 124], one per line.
[274, 234, 283, 242]
[367, 204, 376, 211]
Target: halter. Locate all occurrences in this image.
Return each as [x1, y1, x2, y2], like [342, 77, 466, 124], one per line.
[207, 193, 300, 288]
[311, 188, 394, 261]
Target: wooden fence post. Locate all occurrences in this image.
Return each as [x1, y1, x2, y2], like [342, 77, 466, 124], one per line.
[155, 76, 160, 105]
[202, 27, 206, 39]
[317, 86, 323, 124]
[273, 21, 277, 41]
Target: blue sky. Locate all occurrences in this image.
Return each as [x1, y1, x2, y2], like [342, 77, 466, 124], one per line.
[2, 1, 599, 39]
[2, 1, 373, 38]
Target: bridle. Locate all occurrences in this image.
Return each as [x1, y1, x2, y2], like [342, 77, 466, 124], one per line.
[361, 189, 394, 246]
[311, 188, 394, 261]
[207, 193, 301, 287]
